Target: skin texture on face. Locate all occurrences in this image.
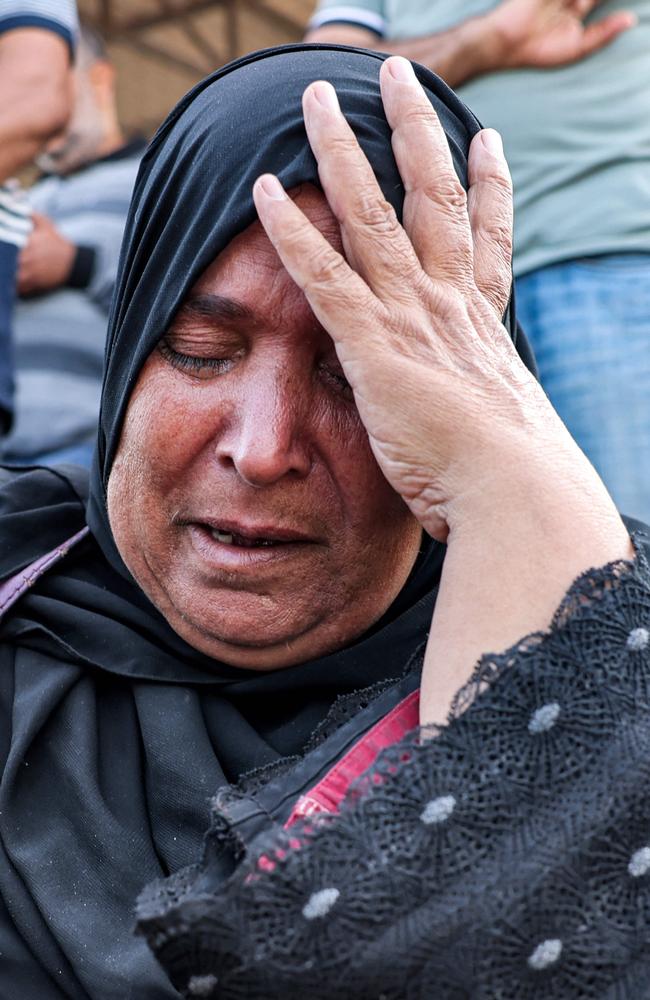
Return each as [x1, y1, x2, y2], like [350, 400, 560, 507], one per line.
[107, 185, 422, 670]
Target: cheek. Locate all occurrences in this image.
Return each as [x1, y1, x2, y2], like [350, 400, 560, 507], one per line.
[328, 417, 405, 527]
[115, 364, 219, 488]
[107, 363, 210, 549]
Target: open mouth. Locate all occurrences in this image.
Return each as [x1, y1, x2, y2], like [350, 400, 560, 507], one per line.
[186, 519, 317, 567]
[197, 520, 315, 550]
[210, 528, 286, 549]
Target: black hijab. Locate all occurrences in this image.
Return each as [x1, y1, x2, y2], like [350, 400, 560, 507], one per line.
[0, 45, 534, 999]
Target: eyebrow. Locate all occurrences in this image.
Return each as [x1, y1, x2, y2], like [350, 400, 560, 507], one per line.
[172, 294, 257, 327]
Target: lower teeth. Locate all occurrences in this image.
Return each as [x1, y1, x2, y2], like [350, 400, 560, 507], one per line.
[210, 529, 275, 548]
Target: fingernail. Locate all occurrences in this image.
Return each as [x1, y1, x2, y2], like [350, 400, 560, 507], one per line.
[387, 56, 416, 83]
[310, 81, 340, 112]
[257, 174, 286, 201]
[481, 129, 504, 157]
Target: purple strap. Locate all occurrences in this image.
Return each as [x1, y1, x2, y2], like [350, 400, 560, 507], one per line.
[0, 526, 90, 620]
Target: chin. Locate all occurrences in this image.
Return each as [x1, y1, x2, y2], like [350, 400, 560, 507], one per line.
[173, 593, 329, 668]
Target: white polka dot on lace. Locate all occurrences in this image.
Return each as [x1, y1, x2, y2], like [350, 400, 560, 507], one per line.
[527, 938, 563, 971]
[302, 887, 340, 920]
[420, 795, 456, 825]
[188, 974, 219, 996]
[420, 795, 456, 826]
[528, 702, 561, 734]
[628, 846, 650, 877]
[627, 627, 649, 651]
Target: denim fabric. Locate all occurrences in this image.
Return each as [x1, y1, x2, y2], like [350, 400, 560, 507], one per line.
[0, 242, 17, 433]
[516, 254, 650, 523]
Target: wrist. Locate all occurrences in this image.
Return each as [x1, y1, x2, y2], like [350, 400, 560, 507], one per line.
[480, 4, 538, 71]
[458, 13, 509, 78]
[419, 14, 507, 87]
[444, 427, 631, 566]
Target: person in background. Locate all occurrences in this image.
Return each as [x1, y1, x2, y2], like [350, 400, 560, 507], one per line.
[1, 24, 146, 468]
[306, 0, 650, 524]
[0, 0, 77, 438]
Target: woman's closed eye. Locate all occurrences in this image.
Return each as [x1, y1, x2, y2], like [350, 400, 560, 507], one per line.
[159, 334, 353, 398]
[158, 337, 240, 379]
[318, 360, 353, 399]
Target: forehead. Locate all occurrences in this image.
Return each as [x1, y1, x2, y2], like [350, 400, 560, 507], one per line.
[190, 184, 341, 298]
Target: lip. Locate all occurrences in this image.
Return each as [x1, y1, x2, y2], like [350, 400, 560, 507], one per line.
[193, 517, 318, 545]
[186, 522, 318, 572]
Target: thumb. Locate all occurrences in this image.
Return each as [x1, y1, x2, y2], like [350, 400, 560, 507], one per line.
[31, 212, 50, 229]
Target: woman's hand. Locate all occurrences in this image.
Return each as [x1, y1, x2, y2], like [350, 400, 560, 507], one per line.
[253, 57, 550, 542]
[254, 57, 631, 723]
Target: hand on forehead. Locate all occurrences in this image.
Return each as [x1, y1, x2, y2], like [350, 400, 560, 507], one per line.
[253, 56, 518, 541]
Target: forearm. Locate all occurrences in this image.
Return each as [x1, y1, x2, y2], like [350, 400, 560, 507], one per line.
[0, 30, 71, 181]
[305, 18, 504, 88]
[420, 422, 633, 726]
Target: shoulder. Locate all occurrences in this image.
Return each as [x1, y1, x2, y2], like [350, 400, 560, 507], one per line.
[0, 1, 78, 55]
[0, 462, 88, 511]
[307, 1, 387, 35]
[47, 156, 142, 217]
[0, 464, 88, 577]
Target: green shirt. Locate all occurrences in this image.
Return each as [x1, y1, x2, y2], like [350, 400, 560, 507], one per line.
[310, 0, 650, 276]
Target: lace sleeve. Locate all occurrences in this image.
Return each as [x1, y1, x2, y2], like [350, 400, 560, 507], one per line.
[137, 540, 650, 1000]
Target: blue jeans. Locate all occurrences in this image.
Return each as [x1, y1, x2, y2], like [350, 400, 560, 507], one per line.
[516, 255, 650, 523]
[0, 242, 16, 433]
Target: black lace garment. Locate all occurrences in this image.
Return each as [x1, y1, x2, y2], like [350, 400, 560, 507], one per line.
[137, 539, 650, 999]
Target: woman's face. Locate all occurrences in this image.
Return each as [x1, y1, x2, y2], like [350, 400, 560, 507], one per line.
[107, 186, 422, 669]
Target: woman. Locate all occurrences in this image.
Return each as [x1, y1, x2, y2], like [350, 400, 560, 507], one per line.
[0, 44, 648, 1000]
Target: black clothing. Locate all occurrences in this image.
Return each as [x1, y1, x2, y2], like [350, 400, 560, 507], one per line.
[138, 542, 650, 1000]
[0, 460, 439, 999]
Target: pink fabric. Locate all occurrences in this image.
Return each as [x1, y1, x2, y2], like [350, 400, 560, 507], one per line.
[285, 689, 420, 828]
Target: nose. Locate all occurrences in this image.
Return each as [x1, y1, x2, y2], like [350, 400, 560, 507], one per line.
[214, 363, 313, 487]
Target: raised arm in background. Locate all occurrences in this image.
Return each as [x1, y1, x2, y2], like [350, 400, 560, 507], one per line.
[305, 0, 636, 89]
[0, 28, 72, 182]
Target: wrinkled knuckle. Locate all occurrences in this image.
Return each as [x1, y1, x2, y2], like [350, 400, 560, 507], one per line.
[491, 169, 513, 198]
[325, 133, 359, 158]
[402, 105, 438, 130]
[354, 191, 401, 236]
[308, 246, 348, 289]
[427, 281, 466, 320]
[281, 222, 314, 257]
[482, 278, 510, 313]
[425, 177, 467, 215]
[408, 267, 434, 299]
[478, 219, 513, 256]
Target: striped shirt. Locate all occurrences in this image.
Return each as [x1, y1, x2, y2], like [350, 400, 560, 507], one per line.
[0, 0, 78, 53]
[1, 140, 145, 461]
[0, 184, 30, 250]
[308, 4, 387, 34]
[0, 1, 79, 431]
